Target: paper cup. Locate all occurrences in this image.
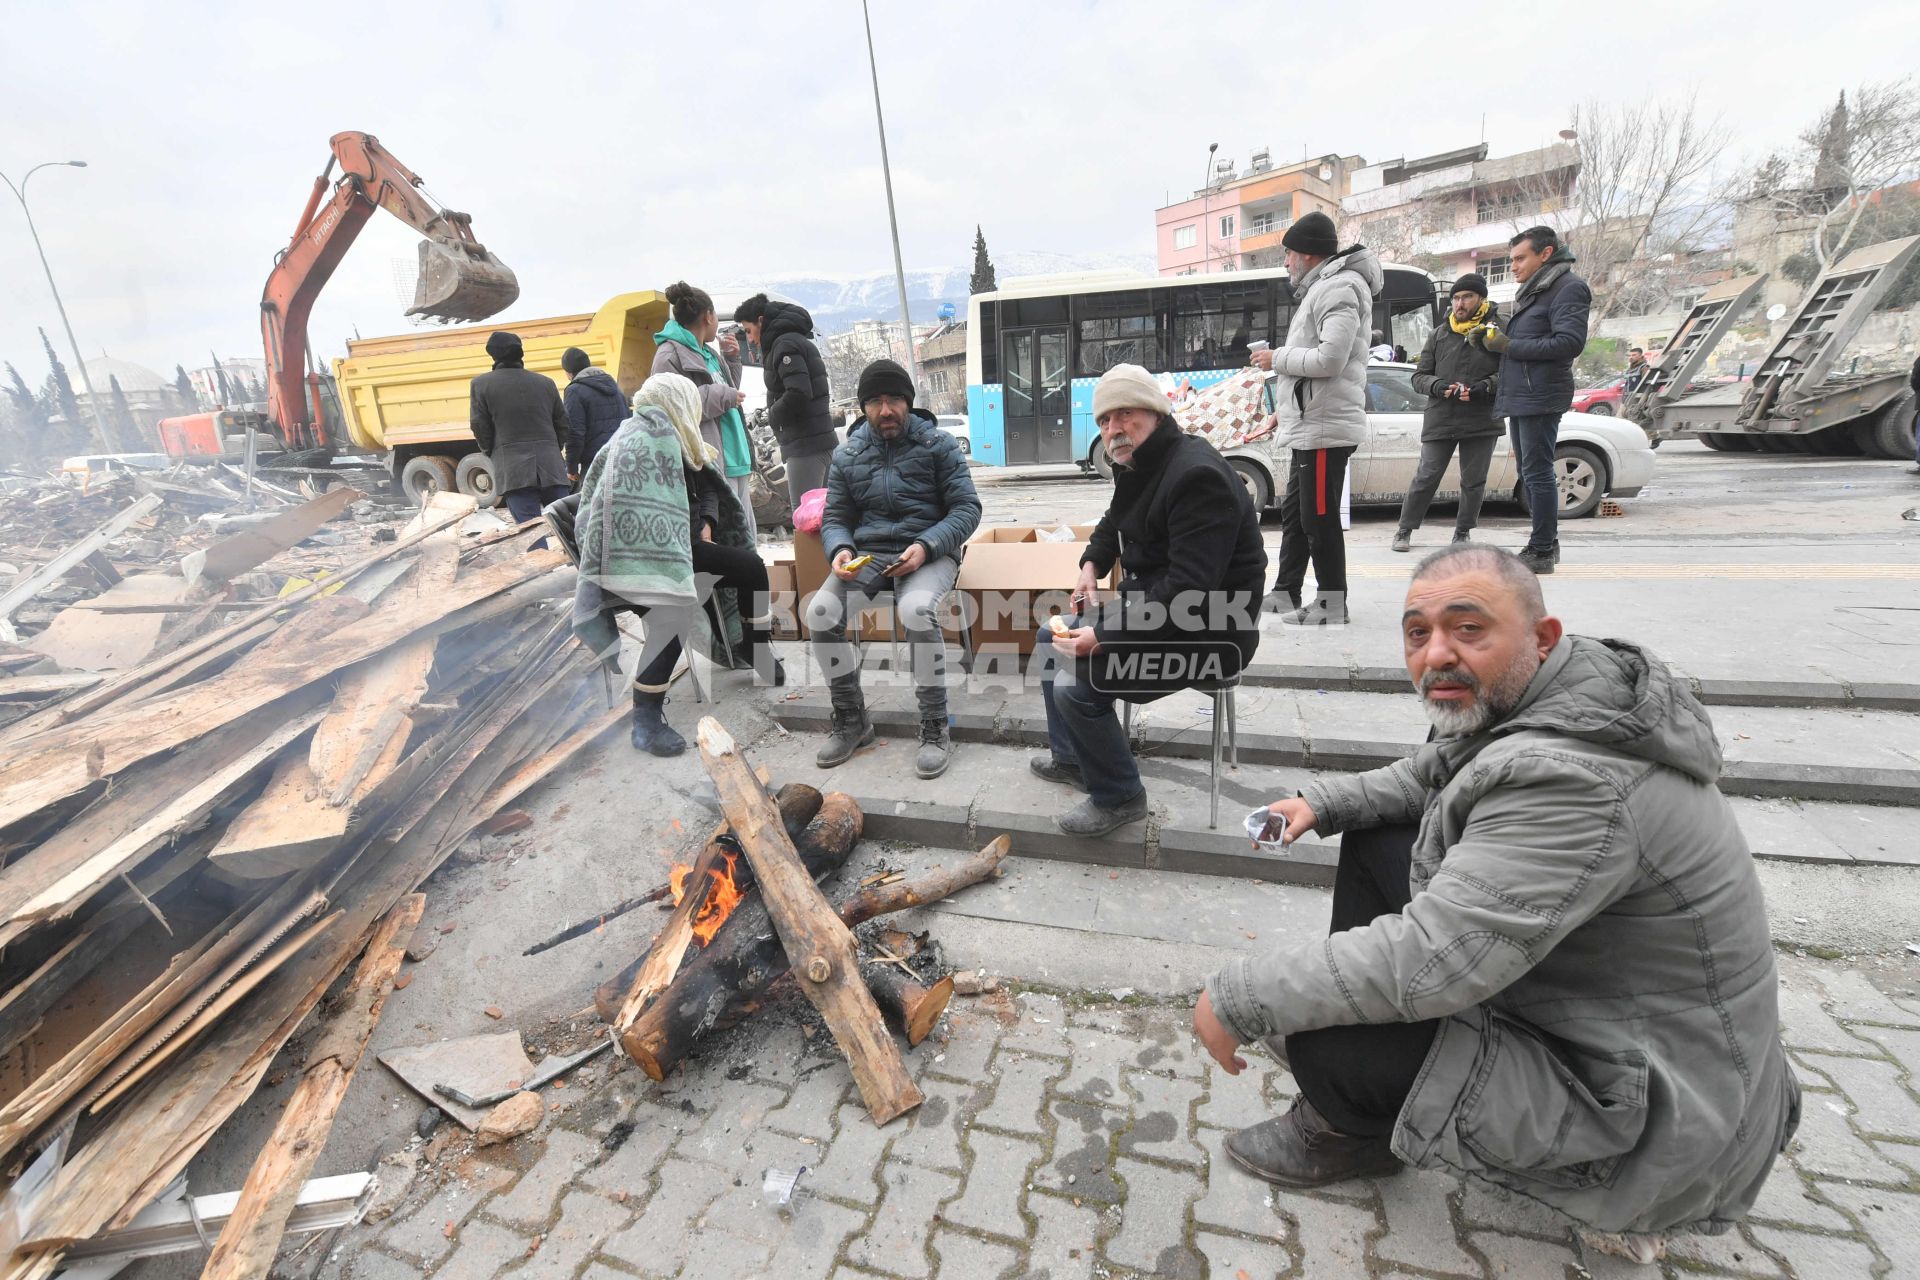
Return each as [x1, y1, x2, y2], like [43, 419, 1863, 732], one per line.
[1244, 807, 1291, 853]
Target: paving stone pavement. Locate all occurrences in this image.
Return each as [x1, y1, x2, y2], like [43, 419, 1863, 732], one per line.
[322, 953, 1920, 1278]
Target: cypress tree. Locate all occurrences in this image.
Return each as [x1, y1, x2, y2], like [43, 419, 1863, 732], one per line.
[969, 226, 997, 295]
[40, 328, 92, 453]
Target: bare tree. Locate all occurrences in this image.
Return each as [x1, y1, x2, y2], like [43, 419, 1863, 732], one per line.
[1793, 79, 1920, 267]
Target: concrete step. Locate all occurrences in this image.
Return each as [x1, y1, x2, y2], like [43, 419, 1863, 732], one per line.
[747, 712, 1918, 876]
[769, 679, 1920, 808]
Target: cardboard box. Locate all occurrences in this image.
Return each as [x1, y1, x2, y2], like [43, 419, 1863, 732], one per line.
[764, 557, 800, 639]
[956, 524, 1116, 657]
[791, 529, 962, 644]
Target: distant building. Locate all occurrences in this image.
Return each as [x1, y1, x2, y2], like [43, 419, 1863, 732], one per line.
[820, 319, 942, 415]
[1154, 150, 1363, 276]
[917, 324, 967, 415]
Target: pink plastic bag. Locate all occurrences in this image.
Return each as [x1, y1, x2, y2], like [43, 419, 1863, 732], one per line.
[793, 487, 828, 534]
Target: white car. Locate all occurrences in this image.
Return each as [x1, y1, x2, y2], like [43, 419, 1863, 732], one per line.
[1221, 365, 1655, 520]
[934, 413, 971, 456]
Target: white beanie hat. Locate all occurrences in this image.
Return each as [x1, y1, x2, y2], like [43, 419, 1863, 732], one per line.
[1092, 364, 1170, 421]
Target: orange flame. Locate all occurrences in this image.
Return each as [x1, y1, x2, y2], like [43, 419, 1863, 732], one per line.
[667, 852, 744, 946]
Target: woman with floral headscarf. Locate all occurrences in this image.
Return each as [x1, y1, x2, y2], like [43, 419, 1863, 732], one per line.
[573, 372, 782, 756]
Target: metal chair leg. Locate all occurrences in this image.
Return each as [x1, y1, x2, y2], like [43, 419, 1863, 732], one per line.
[1209, 690, 1224, 829]
[1123, 699, 1133, 739]
[1226, 687, 1238, 768]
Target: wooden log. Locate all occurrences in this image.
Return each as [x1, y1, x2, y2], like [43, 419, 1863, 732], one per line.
[199, 894, 423, 1280]
[694, 718, 919, 1124]
[863, 966, 954, 1047]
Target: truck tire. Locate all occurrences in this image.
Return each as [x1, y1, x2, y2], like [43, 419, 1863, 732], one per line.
[1228, 457, 1273, 512]
[399, 455, 457, 506]
[455, 452, 499, 507]
[1698, 432, 1732, 451]
[1869, 389, 1918, 461]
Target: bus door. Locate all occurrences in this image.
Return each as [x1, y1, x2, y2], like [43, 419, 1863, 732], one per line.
[1001, 326, 1072, 465]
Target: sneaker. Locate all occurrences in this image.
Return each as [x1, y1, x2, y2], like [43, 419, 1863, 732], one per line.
[1261, 588, 1301, 615]
[914, 718, 952, 780]
[1055, 790, 1149, 836]
[1517, 546, 1556, 575]
[815, 701, 875, 768]
[1223, 1097, 1404, 1188]
[1451, 530, 1472, 545]
[1390, 531, 1412, 553]
[1281, 596, 1350, 627]
[1029, 754, 1087, 789]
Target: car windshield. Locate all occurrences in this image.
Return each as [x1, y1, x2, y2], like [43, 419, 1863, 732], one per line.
[1364, 368, 1423, 413]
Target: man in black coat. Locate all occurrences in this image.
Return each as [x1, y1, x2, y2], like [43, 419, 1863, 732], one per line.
[1032, 364, 1267, 836]
[470, 331, 569, 547]
[1483, 226, 1592, 574]
[1393, 274, 1504, 552]
[560, 346, 627, 478]
[733, 294, 837, 502]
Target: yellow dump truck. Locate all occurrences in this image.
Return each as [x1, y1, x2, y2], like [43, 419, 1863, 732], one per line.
[333, 290, 669, 504]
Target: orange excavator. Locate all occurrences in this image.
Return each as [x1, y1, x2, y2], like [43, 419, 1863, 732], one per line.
[256, 131, 518, 453]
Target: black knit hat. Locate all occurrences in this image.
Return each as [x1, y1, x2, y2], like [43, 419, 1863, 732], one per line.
[560, 346, 590, 375]
[856, 358, 915, 408]
[1281, 211, 1339, 257]
[485, 331, 523, 365]
[1451, 272, 1490, 299]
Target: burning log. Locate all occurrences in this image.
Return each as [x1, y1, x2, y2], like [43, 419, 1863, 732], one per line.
[863, 966, 953, 1047]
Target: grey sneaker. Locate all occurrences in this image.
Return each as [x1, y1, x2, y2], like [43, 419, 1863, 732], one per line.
[1281, 596, 1350, 627]
[1516, 546, 1556, 575]
[915, 718, 952, 779]
[1223, 1097, 1404, 1188]
[1261, 589, 1301, 614]
[1029, 754, 1087, 789]
[816, 702, 875, 768]
[1452, 530, 1472, 545]
[1056, 790, 1148, 836]
[1390, 530, 1412, 553]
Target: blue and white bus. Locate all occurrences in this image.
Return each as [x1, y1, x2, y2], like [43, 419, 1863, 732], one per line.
[964, 264, 1443, 470]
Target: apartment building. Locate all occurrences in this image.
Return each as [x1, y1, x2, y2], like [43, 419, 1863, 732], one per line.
[1154, 150, 1362, 276]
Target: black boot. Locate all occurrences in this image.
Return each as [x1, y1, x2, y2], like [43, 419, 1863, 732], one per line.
[630, 688, 686, 756]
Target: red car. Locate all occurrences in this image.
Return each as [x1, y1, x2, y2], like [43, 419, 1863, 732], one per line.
[1572, 375, 1627, 416]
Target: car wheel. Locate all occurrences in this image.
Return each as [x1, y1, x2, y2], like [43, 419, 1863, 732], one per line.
[1586, 402, 1616, 417]
[1554, 444, 1607, 519]
[1089, 439, 1113, 480]
[399, 455, 457, 506]
[454, 452, 499, 507]
[1228, 458, 1272, 512]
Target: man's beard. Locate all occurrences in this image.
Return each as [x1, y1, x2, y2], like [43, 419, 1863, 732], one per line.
[1418, 654, 1541, 737]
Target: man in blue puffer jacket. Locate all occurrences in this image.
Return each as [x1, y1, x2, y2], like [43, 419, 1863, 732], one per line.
[1483, 226, 1592, 574]
[807, 359, 981, 779]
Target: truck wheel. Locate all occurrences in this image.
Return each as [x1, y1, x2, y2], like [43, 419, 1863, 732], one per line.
[1869, 389, 1918, 461]
[1554, 444, 1608, 519]
[400, 455, 457, 506]
[1698, 432, 1731, 451]
[455, 452, 499, 507]
[1228, 458, 1273, 513]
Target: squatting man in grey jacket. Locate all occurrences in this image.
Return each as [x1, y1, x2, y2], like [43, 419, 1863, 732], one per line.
[1193, 545, 1799, 1266]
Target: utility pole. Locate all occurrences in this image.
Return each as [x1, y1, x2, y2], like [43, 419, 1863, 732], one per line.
[1, 160, 113, 450]
[861, 0, 918, 386]
[1200, 143, 1218, 275]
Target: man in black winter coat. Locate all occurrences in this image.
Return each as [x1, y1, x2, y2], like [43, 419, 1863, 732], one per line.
[470, 331, 569, 548]
[1483, 226, 1592, 574]
[560, 346, 627, 478]
[1031, 364, 1267, 837]
[1392, 274, 1504, 552]
[733, 294, 837, 502]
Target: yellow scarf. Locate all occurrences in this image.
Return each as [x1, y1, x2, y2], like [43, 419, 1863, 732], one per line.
[1449, 300, 1491, 336]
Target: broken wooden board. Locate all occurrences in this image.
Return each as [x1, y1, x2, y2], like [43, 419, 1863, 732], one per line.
[0, 494, 163, 644]
[179, 487, 363, 589]
[24, 574, 192, 672]
[377, 1032, 534, 1131]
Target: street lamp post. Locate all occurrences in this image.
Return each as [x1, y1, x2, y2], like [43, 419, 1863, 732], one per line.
[1200, 142, 1218, 274]
[0, 160, 111, 451]
[860, 0, 919, 386]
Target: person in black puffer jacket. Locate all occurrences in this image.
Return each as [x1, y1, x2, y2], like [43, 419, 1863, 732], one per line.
[733, 293, 836, 501]
[1030, 363, 1267, 837]
[1393, 274, 1504, 551]
[560, 347, 626, 478]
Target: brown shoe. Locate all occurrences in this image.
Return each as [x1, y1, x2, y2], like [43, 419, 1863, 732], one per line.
[1223, 1097, 1403, 1188]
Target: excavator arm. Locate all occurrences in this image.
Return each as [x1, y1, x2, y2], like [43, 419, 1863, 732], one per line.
[260, 131, 518, 450]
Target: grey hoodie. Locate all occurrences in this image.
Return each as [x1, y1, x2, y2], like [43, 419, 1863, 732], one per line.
[1270, 245, 1385, 451]
[1207, 636, 1797, 1235]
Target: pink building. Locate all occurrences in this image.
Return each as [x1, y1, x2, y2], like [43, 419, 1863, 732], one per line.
[1155, 151, 1360, 276]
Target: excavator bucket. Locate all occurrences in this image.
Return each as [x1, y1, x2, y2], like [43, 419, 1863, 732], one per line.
[407, 237, 520, 322]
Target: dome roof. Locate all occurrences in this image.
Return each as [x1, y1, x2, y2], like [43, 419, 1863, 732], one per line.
[81, 356, 168, 394]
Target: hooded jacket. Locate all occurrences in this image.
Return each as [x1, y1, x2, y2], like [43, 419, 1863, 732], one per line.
[1410, 304, 1504, 441]
[468, 340, 570, 492]
[1270, 245, 1385, 451]
[651, 324, 752, 478]
[1206, 636, 1797, 1236]
[761, 301, 836, 458]
[1492, 249, 1593, 418]
[822, 408, 980, 562]
[562, 367, 627, 472]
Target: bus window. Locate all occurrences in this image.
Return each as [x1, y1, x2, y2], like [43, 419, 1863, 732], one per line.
[979, 300, 999, 383]
[1170, 280, 1269, 372]
[1075, 291, 1161, 376]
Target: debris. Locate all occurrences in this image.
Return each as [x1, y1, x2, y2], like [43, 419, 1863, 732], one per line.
[392, 973, 413, 991]
[439, 922, 459, 935]
[952, 971, 1000, 996]
[478, 809, 533, 837]
[379, 1032, 535, 1130]
[762, 1166, 808, 1206]
[416, 1107, 443, 1139]
[473, 1092, 543, 1147]
[483, 1006, 504, 1020]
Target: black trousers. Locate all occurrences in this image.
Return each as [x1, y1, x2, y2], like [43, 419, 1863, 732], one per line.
[1271, 445, 1355, 601]
[1283, 822, 1440, 1138]
[633, 540, 771, 688]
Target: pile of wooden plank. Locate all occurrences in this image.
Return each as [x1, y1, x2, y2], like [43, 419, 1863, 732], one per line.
[0, 491, 622, 1278]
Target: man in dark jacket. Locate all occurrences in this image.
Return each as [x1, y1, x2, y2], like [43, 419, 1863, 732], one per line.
[1484, 226, 1592, 574]
[733, 294, 837, 502]
[560, 346, 626, 478]
[470, 331, 570, 548]
[808, 359, 980, 780]
[1392, 274, 1504, 552]
[1621, 346, 1652, 394]
[1031, 364, 1266, 836]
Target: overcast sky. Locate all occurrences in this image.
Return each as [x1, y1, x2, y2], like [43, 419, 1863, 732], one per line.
[2, 0, 1914, 386]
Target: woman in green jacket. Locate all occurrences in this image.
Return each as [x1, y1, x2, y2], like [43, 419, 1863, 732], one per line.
[652, 282, 757, 538]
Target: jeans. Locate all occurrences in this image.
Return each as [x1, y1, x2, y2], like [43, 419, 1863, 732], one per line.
[1507, 413, 1562, 550]
[1278, 822, 1439, 1138]
[1271, 445, 1355, 602]
[632, 539, 773, 689]
[783, 450, 832, 504]
[804, 555, 960, 716]
[1395, 435, 1498, 537]
[726, 472, 758, 542]
[1036, 658, 1143, 809]
[503, 483, 571, 551]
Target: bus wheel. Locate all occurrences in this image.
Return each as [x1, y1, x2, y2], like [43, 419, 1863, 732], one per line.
[1089, 440, 1114, 480]
[1229, 458, 1273, 512]
[455, 452, 499, 507]
[399, 455, 457, 506]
